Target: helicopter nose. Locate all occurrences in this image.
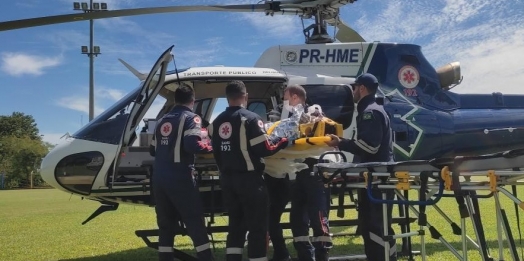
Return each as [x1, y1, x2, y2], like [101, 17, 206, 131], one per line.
[40, 140, 70, 193]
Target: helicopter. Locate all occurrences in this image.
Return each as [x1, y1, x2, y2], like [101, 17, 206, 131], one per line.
[3, 0, 524, 259]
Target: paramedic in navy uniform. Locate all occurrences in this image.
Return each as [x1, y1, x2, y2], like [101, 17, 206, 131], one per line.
[283, 84, 332, 261]
[325, 73, 397, 261]
[210, 80, 290, 261]
[149, 85, 214, 261]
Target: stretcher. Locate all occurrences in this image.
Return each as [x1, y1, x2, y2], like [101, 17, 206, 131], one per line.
[266, 117, 343, 151]
[313, 148, 524, 261]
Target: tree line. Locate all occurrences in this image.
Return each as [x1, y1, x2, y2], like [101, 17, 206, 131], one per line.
[0, 112, 55, 189]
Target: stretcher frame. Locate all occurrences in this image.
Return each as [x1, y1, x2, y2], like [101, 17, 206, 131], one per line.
[314, 149, 524, 261]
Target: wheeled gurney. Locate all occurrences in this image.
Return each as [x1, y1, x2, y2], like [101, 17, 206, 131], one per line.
[314, 148, 524, 261]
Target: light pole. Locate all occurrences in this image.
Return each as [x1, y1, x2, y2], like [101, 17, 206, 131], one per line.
[73, 2, 107, 121]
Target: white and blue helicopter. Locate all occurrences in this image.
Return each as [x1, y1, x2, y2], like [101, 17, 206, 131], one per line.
[4, 1, 524, 260]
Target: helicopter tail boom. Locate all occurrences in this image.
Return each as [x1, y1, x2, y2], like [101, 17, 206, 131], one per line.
[118, 58, 147, 81]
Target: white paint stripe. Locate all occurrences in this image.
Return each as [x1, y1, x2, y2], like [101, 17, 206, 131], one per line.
[382, 89, 423, 158]
[363, 42, 378, 73]
[240, 117, 254, 171]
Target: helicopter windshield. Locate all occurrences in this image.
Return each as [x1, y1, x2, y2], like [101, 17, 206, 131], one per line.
[72, 85, 142, 144]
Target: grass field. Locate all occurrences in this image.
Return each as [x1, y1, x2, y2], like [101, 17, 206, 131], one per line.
[1, 187, 524, 261]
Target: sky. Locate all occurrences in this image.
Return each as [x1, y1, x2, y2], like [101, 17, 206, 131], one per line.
[1, 0, 523, 146]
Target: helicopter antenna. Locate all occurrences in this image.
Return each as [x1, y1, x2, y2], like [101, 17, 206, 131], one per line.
[170, 49, 182, 88]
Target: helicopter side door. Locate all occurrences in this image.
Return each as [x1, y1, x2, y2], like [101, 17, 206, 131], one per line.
[109, 45, 174, 188]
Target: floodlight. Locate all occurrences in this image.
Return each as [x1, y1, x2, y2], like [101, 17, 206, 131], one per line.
[93, 46, 101, 54]
[81, 2, 88, 10]
[93, 3, 100, 10]
[81, 46, 88, 54]
[101, 3, 108, 10]
[73, 2, 81, 10]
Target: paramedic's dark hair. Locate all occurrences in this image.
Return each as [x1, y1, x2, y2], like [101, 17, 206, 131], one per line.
[226, 80, 247, 100]
[174, 85, 195, 105]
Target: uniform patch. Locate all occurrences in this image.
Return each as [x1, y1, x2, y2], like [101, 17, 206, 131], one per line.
[160, 122, 172, 136]
[362, 112, 373, 120]
[219, 122, 232, 139]
[257, 120, 264, 128]
[194, 116, 201, 124]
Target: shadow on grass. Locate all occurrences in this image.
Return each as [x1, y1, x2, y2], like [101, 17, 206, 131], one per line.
[59, 247, 158, 261]
[58, 237, 522, 261]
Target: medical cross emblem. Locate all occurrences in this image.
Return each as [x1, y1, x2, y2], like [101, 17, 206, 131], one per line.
[398, 65, 419, 89]
[222, 126, 230, 136]
[218, 122, 232, 139]
[160, 122, 172, 136]
[403, 70, 415, 84]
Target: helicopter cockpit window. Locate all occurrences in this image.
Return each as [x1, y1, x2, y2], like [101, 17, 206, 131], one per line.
[302, 84, 354, 129]
[194, 99, 211, 117]
[72, 86, 141, 145]
[248, 101, 268, 121]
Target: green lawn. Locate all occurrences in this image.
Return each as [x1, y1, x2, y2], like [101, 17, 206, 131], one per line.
[1, 187, 524, 261]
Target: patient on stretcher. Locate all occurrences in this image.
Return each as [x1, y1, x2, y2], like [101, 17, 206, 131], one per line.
[263, 103, 344, 179]
[266, 103, 342, 143]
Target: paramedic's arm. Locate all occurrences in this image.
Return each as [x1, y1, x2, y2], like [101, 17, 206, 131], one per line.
[325, 110, 383, 156]
[210, 121, 223, 172]
[247, 116, 288, 158]
[183, 115, 213, 154]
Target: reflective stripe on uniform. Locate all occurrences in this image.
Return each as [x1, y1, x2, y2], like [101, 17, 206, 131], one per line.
[240, 117, 254, 171]
[174, 114, 186, 163]
[226, 247, 243, 254]
[249, 257, 268, 261]
[158, 246, 173, 252]
[249, 134, 268, 146]
[369, 232, 397, 256]
[355, 139, 380, 154]
[293, 236, 310, 242]
[195, 242, 210, 252]
[311, 235, 332, 243]
[184, 129, 201, 137]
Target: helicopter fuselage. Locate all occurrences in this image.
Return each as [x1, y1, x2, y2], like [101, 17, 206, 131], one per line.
[39, 42, 524, 210]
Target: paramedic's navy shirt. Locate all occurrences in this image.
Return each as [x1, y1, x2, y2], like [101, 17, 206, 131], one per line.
[210, 106, 288, 174]
[339, 95, 394, 163]
[150, 105, 212, 178]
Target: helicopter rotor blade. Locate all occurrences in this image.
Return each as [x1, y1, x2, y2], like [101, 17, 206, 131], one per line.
[0, 3, 290, 32]
[334, 18, 365, 42]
